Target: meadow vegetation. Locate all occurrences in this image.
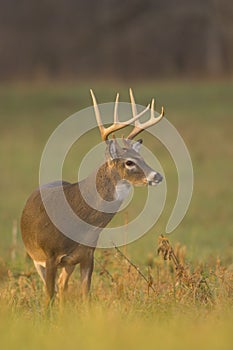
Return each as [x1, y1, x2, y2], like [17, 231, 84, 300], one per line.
[0, 80, 232, 349]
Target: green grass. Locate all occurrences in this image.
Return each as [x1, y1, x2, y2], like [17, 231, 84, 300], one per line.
[0, 80, 233, 349]
[1, 80, 232, 259]
[1, 303, 233, 350]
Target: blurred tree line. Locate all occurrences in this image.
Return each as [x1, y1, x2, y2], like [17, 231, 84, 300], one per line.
[0, 0, 232, 80]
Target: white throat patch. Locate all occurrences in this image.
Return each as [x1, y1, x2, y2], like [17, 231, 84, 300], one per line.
[115, 180, 131, 201]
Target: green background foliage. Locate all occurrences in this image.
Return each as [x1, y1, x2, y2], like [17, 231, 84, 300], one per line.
[0, 81, 232, 349]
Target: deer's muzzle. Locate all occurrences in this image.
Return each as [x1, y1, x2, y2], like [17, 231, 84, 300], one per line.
[147, 172, 163, 186]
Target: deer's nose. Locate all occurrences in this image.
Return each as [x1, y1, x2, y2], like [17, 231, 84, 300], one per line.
[154, 172, 163, 183]
[147, 171, 163, 185]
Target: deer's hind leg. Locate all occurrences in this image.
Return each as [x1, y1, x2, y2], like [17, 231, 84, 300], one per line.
[33, 260, 46, 284]
[58, 265, 75, 295]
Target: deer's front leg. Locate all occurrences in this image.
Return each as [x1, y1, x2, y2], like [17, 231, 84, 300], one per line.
[45, 257, 57, 304]
[80, 249, 94, 297]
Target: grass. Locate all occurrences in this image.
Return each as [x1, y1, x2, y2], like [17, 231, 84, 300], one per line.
[1, 237, 233, 350]
[0, 305, 232, 350]
[0, 80, 233, 349]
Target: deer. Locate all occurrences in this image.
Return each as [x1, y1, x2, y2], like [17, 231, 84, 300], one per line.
[20, 89, 164, 303]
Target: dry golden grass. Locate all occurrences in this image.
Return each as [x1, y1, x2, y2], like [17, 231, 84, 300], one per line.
[0, 236, 233, 350]
[1, 236, 232, 313]
[0, 237, 233, 350]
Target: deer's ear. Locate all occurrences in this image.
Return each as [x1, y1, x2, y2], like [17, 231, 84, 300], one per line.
[107, 139, 123, 160]
[131, 139, 143, 153]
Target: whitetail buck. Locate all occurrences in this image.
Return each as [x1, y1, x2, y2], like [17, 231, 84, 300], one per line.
[21, 89, 164, 302]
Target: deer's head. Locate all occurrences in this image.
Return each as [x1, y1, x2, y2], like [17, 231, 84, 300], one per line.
[91, 89, 164, 188]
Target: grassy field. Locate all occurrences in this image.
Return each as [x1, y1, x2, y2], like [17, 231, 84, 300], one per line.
[0, 80, 233, 349]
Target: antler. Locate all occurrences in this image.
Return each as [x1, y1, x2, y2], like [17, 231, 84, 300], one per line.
[90, 89, 150, 141]
[126, 88, 164, 140]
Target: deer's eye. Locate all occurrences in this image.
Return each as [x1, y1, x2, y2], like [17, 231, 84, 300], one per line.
[125, 160, 135, 167]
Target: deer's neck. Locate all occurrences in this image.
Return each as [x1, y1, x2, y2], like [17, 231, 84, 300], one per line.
[95, 162, 131, 202]
[95, 162, 124, 201]
[77, 162, 130, 208]
[93, 162, 117, 201]
[61, 162, 129, 246]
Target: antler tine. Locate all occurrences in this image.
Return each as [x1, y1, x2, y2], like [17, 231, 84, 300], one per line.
[114, 93, 119, 124]
[90, 89, 105, 139]
[151, 98, 155, 118]
[129, 88, 138, 119]
[90, 89, 150, 142]
[127, 98, 165, 140]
